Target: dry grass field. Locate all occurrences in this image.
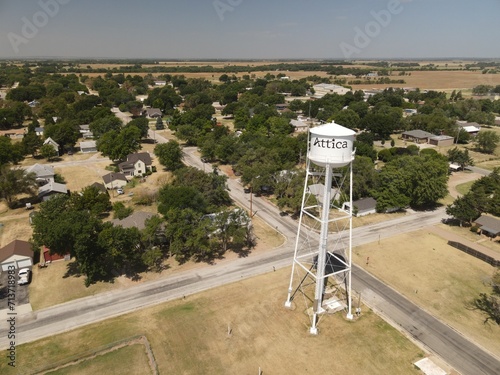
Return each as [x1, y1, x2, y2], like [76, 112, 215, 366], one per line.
[79, 60, 500, 91]
[2, 268, 425, 375]
[353, 228, 500, 358]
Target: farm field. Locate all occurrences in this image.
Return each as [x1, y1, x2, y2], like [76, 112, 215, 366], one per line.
[1, 268, 427, 375]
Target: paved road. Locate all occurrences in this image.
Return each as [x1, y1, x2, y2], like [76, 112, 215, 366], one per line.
[1, 142, 499, 374]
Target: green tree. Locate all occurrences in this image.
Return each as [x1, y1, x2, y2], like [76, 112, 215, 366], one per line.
[71, 185, 111, 216]
[21, 129, 43, 157]
[474, 270, 500, 324]
[98, 224, 143, 276]
[112, 201, 134, 219]
[0, 166, 37, 208]
[154, 141, 184, 171]
[126, 117, 149, 138]
[0, 137, 24, 165]
[89, 116, 123, 139]
[158, 185, 208, 216]
[40, 143, 58, 161]
[447, 147, 474, 169]
[97, 126, 142, 161]
[475, 130, 500, 154]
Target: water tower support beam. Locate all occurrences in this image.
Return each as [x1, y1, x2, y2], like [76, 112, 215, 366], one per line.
[310, 163, 333, 335]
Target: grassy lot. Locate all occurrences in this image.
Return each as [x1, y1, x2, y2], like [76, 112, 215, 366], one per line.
[353, 228, 500, 357]
[455, 180, 475, 196]
[3, 269, 424, 375]
[45, 343, 152, 375]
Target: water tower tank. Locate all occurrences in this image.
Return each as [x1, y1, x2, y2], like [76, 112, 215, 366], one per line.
[308, 122, 355, 167]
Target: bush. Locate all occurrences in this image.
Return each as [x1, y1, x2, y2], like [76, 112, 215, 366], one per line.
[112, 202, 133, 219]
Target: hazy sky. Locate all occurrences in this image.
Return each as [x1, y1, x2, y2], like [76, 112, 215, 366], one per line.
[0, 0, 499, 60]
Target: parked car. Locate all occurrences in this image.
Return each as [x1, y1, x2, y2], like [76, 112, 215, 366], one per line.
[18, 268, 31, 285]
[116, 188, 124, 195]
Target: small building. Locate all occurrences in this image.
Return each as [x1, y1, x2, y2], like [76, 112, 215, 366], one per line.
[0, 240, 33, 271]
[457, 121, 481, 136]
[43, 137, 60, 154]
[0, 128, 25, 139]
[312, 83, 350, 98]
[144, 108, 162, 118]
[38, 181, 69, 201]
[154, 81, 166, 86]
[119, 152, 153, 178]
[35, 127, 44, 136]
[401, 130, 435, 144]
[90, 182, 108, 194]
[342, 197, 377, 217]
[25, 163, 55, 185]
[290, 119, 309, 133]
[111, 211, 155, 230]
[102, 172, 128, 190]
[308, 184, 341, 206]
[474, 215, 500, 238]
[429, 135, 454, 147]
[79, 140, 97, 153]
[43, 246, 69, 263]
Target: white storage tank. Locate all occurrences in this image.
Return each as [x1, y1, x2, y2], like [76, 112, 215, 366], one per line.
[308, 122, 355, 167]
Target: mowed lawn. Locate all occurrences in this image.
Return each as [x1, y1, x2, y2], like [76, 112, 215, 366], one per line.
[3, 269, 424, 375]
[353, 228, 500, 357]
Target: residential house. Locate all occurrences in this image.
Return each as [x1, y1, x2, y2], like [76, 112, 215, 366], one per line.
[43, 137, 60, 154]
[342, 197, 377, 217]
[457, 121, 481, 136]
[35, 127, 44, 136]
[79, 140, 97, 153]
[111, 211, 154, 230]
[307, 184, 341, 207]
[38, 181, 69, 201]
[0, 240, 33, 271]
[290, 119, 309, 133]
[474, 215, 500, 238]
[0, 128, 25, 139]
[119, 152, 153, 178]
[144, 108, 162, 118]
[25, 163, 55, 185]
[401, 130, 435, 144]
[90, 182, 108, 194]
[102, 172, 128, 190]
[79, 124, 94, 139]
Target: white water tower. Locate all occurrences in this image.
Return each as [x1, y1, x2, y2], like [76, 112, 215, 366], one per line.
[285, 121, 356, 334]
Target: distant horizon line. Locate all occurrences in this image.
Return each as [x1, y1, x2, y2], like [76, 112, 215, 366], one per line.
[1, 56, 500, 62]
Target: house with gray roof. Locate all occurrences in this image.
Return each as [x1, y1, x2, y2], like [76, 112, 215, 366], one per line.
[111, 211, 154, 230]
[342, 197, 377, 217]
[102, 172, 128, 190]
[38, 181, 68, 201]
[402, 130, 435, 144]
[119, 152, 153, 178]
[25, 163, 55, 185]
[79, 140, 97, 153]
[474, 215, 500, 238]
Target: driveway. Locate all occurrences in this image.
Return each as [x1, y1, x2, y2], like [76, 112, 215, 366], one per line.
[0, 267, 31, 309]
